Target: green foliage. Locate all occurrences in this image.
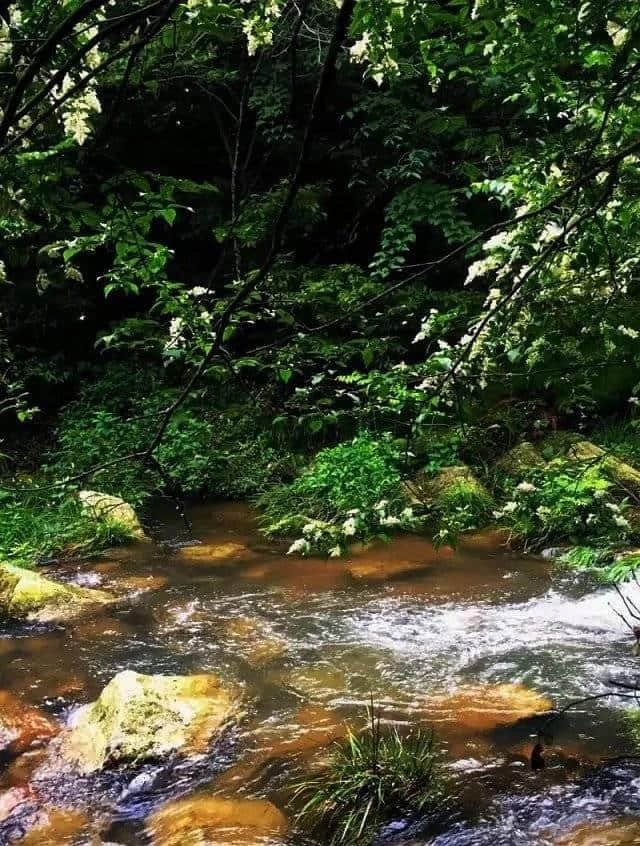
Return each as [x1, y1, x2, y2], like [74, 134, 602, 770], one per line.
[494, 461, 635, 550]
[0, 488, 134, 567]
[48, 365, 294, 505]
[561, 546, 640, 585]
[257, 433, 416, 555]
[294, 708, 446, 846]
[429, 476, 495, 547]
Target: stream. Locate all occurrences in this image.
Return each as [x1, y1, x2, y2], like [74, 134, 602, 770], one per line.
[2, 501, 640, 845]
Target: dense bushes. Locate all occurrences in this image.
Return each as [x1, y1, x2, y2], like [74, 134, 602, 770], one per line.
[257, 433, 417, 555]
[47, 365, 295, 506]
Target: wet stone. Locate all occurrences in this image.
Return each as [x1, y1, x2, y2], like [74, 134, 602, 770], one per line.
[423, 683, 553, 732]
[0, 691, 59, 759]
[147, 795, 288, 846]
[222, 616, 287, 666]
[552, 817, 640, 845]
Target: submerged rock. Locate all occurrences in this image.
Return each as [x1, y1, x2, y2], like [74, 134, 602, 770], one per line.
[55, 670, 242, 774]
[177, 542, 249, 564]
[78, 490, 148, 541]
[0, 562, 113, 623]
[147, 795, 288, 846]
[16, 808, 89, 846]
[553, 817, 640, 845]
[223, 616, 287, 666]
[425, 683, 553, 732]
[0, 691, 59, 759]
[496, 442, 545, 477]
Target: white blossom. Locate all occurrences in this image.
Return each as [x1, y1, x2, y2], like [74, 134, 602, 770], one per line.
[516, 481, 537, 493]
[342, 517, 358, 536]
[287, 538, 310, 555]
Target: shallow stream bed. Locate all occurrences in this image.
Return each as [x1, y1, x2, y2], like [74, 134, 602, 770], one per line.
[2, 502, 640, 845]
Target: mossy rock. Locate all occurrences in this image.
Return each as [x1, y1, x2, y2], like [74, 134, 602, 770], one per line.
[406, 465, 494, 514]
[496, 442, 545, 478]
[78, 490, 149, 541]
[540, 434, 640, 493]
[59, 670, 243, 773]
[0, 562, 113, 623]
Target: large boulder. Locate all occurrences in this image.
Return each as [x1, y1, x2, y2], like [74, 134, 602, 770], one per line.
[78, 490, 148, 541]
[541, 434, 640, 493]
[405, 465, 493, 513]
[147, 795, 288, 846]
[496, 442, 545, 477]
[0, 563, 113, 623]
[0, 691, 59, 759]
[57, 671, 242, 774]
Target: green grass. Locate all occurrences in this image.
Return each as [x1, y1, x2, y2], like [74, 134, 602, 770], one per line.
[0, 488, 135, 566]
[294, 706, 447, 845]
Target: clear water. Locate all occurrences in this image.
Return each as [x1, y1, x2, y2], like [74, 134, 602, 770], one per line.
[1, 502, 640, 845]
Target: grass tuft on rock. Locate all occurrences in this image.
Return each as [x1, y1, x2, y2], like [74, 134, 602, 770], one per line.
[294, 706, 447, 845]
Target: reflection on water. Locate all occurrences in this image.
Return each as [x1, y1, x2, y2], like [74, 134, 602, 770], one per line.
[1, 501, 639, 844]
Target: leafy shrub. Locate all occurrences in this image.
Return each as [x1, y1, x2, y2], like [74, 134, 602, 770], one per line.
[560, 546, 640, 584]
[48, 366, 294, 504]
[257, 433, 417, 555]
[0, 488, 134, 566]
[494, 460, 636, 550]
[294, 709, 446, 845]
[428, 474, 495, 546]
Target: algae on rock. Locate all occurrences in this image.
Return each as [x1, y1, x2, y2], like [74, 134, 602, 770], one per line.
[0, 562, 112, 623]
[59, 670, 242, 773]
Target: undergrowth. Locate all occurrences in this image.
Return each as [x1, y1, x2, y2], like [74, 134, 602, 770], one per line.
[257, 433, 417, 556]
[0, 488, 134, 566]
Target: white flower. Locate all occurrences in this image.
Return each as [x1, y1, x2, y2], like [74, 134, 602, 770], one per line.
[190, 286, 208, 297]
[536, 506, 551, 519]
[302, 522, 316, 535]
[375, 500, 388, 510]
[342, 517, 358, 536]
[328, 545, 342, 558]
[516, 481, 537, 493]
[350, 32, 370, 62]
[618, 325, 639, 339]
[401, 507, 414, 520]
[287, 538, 310, 555]
[614, 514, 630, 529]
[502, 501, 518, 513]
[605, 502, 620, 513]
[629, 397, 640, 406]
[539, 222, 564, 243]
[607, 20, 630, 48]
[380, 515, 401, 526]
[593, 489, 606, 499]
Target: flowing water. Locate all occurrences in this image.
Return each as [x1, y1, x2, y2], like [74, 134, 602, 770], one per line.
[2, 502, 640, 845]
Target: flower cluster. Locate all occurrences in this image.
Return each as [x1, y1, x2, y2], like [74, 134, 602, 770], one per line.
[286, 501, 417, 557]
[56, 73, 102, 145]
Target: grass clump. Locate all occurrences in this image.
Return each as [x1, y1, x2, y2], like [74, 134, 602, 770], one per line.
[0, 488, 135, 567]
[257, 433, 417, 556]
[294, 708, 447, 845]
